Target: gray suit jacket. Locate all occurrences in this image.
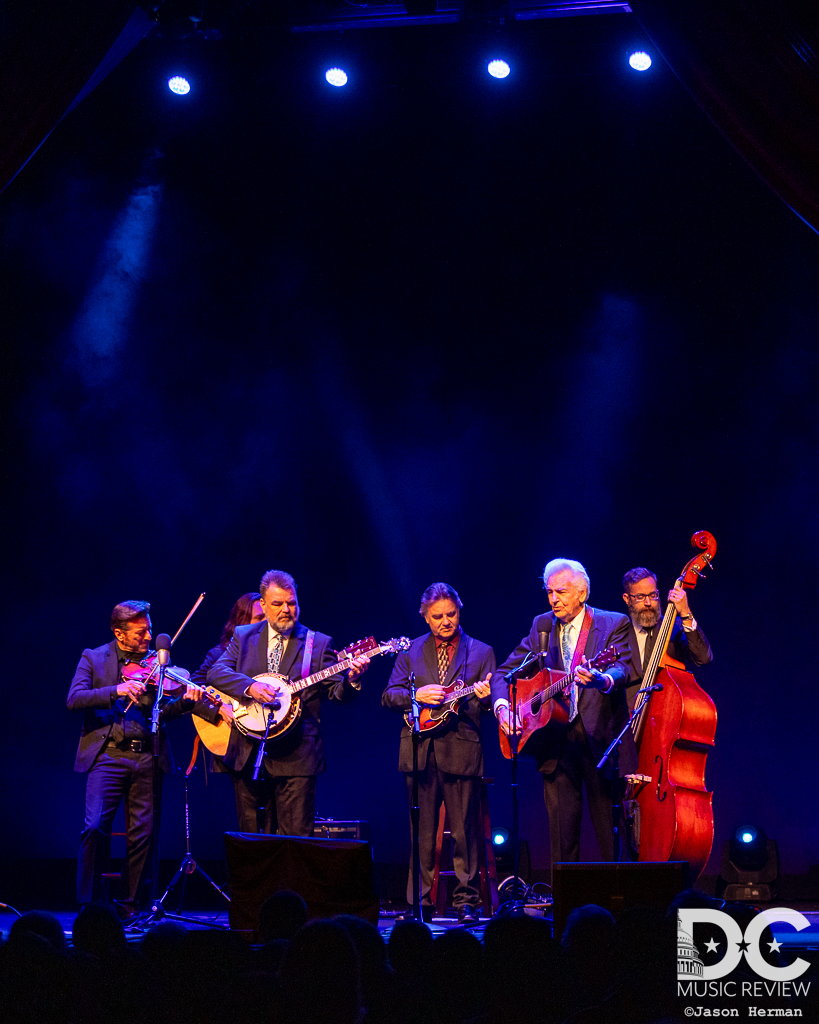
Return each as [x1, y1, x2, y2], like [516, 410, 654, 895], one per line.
[491, 607, 636, 776]
[66, 640, 190, 773]
[382, 631, 496, 775]
[207, 619, 359, 776]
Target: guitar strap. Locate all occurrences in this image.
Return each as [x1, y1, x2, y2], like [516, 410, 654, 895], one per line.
[568, 608, 595, 675]
[300, 630, 315, 680]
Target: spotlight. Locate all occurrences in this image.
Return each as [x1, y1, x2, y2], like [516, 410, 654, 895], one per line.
[716, 825, 780, 902]
[487, 59, 511, 79]
[628, 51, 652, 72]
[325, 67, 348, 87]
[167, 76, 191, 95]
[492, 827, 509, 847]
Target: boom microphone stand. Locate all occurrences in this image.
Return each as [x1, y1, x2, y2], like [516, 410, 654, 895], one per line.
[597, 682, 664, 861]
[408, 672, 423, 922]
[144, 744, 231, 928]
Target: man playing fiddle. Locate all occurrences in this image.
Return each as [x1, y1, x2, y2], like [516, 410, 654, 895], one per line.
[67, 600, 204, 920]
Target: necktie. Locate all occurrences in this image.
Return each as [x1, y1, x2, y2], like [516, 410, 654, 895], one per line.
[438, 642, 451, 684]
[562, 625, 579, 721]
[268, 632, 284, 674]
[643, 627, 656, 674]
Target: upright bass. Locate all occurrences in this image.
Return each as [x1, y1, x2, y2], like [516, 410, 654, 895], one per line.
[627, 531, 717, 880]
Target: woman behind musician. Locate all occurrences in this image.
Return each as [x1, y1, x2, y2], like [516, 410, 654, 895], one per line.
[191, 592, 265, 753]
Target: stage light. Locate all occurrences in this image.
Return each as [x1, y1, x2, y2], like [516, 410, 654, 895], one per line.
[492, 828, 509, 846]
[628, 51, 652, 72]
[487, 60, 511, 80]
[168, 76, 191, 95]
[325, 67, 348, 87]
[717, 825, 780, 902]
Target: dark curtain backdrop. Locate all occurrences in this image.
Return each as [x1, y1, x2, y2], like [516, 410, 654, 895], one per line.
[633, 0, 819, 233]
[2, 10, 819, 883]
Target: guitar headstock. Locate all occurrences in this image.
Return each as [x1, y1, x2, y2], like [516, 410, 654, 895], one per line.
[341, 637, 379, 659]
[590, 646, 618, 672]
[382, 636, 411, 654]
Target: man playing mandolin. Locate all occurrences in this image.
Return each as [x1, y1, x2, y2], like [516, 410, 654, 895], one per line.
[491, 559, 635, 867]
[382, 582, 495, 925]
[207, 569, 369, 837]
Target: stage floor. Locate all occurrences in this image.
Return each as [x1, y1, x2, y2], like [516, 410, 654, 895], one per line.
[5, 903, 819, 948]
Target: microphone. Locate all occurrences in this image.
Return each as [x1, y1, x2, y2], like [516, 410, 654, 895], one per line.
[646, 683, 664, 692]
[538, 622, 552, 657]
[156, 634, 171, 666]
[505, 655, 539, 683]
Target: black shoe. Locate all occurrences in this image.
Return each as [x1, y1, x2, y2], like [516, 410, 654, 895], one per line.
[457, 905, 480, 926]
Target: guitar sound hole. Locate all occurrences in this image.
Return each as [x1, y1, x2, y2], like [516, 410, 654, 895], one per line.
[530, 695, 542, 715]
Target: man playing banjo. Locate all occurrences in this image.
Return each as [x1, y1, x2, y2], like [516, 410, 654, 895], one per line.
[208, 569, 369, 836]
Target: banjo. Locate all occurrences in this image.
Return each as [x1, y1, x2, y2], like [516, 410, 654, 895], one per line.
[196, 636, 410, 750]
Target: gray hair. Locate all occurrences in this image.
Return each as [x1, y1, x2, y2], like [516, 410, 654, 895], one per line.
[542, 559, 590, 600]
[260, 570, 297, 598]
[419, 582, 463, 616]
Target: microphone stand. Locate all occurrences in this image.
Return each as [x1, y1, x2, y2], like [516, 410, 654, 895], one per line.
[596, 683, 662, 862]
[408, 672, 423, 922]
[497, 651, 538, 917]
[252, 701, 281, 783]
[145, 645, 169, 916]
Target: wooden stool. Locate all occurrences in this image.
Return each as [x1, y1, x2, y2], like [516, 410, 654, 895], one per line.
[101, 831, 126, 902]
[430, 777, 499, 917]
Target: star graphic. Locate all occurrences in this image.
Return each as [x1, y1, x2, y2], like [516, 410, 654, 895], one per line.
[737, 940, 751, 952]
[704, 938, 720, 954]
[768, 939, 782, 953]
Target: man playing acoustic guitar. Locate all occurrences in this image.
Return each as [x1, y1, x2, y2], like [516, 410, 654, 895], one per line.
[382, 582, 495, 925]
[491, 559, 635, 867]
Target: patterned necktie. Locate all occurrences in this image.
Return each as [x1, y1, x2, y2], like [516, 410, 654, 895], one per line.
[268, 632, 284, 674]
[643, 627, 656, 674]
[562, 624, 579, 721]
[438, 642, 451, 684]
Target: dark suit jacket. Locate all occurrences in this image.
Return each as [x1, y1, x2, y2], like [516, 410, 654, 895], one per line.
[491, 607, 636, 776]
[382, 631, 496, 776]
[66, 640, 191, 773]
[207, 620, 359, 776]
[626, 617, 713, 708]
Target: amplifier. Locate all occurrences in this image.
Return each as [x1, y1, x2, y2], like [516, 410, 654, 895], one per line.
[313, 819, 370, 841]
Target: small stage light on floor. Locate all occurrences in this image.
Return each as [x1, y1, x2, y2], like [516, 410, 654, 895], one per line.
[492, 827, 509, 847]
[717, 825, 780, 902]
[168, 76, 191, 95]
[628, 51, 652, 72]
[325, 67, 349, 87]
[487, 60, 511, 80]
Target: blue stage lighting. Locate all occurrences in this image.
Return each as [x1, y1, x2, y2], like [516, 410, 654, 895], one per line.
[168, 76, 191, 95]
[487, 60, 511, 80]
[325, 67, 348, 87]
[738, 827, 758, 844]
[492, 828, 509, 846]
[628, 51, 652, 72]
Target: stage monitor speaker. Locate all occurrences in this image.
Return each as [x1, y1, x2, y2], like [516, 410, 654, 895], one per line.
[552, 861, 690, 939]
[224, 832, 380, 940]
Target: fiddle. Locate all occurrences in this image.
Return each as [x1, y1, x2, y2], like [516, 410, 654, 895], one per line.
[121, 652, 191, 697]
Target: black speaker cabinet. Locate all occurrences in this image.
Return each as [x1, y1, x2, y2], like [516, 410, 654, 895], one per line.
[224, 832, 380, 939]
[552, 861, 690, 938]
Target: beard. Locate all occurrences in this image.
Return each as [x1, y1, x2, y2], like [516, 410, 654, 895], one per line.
[634, 605, 661, 629]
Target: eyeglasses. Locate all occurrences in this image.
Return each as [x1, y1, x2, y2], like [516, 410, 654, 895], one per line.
[627, 591, 659, 603]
